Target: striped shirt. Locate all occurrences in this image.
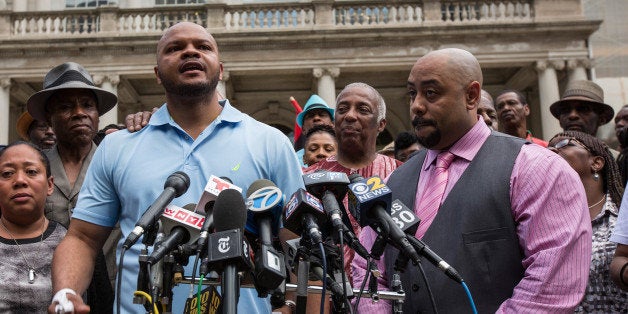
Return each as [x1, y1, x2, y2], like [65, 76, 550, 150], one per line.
[353, 119, 591, 313]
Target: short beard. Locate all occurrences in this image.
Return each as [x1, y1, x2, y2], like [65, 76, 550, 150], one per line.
[159, 70, 220, 98]
[412, 116, 441, 149]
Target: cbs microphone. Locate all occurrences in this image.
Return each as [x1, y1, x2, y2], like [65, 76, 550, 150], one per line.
[123, 171, 190, 249]
[347, 174, 421, 265]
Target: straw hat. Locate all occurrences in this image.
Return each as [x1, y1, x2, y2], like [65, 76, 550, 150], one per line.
[26, 62, 117, 121]
[549, 80, 614, 124]
[16, 111, 34, 140]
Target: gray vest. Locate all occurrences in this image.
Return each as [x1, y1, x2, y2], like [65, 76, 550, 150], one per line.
[384, 132, 527, 313]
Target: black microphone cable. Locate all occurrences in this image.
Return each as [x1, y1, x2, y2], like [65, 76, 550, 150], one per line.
[352, 256, 373, 312]
[318, 241, 327, 314]
[116, 246, 127, 314]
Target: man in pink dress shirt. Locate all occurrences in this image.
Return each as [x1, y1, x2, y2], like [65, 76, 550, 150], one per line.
[353, 48, 591, 313]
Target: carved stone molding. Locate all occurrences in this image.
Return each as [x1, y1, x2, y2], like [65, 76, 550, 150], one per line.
[566, 58, 592, 70]
[0, 78, 11, 89]
[535, 59, 565, 72]
[92, 74, 120, 87]
[312, 67, 340, 79]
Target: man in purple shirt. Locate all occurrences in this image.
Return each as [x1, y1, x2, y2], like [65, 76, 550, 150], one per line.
[353, 48, 592, 313]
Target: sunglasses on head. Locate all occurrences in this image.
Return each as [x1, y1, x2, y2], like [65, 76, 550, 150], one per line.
[550, 138, 590, 153]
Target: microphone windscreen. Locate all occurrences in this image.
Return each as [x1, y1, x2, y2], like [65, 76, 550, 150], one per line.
[213, 189, 247, 232]
[165, 171, 191, 197]
[246, 179, 276, 198]
[183, 203, 197, 211]
[348, 173, 363, 183]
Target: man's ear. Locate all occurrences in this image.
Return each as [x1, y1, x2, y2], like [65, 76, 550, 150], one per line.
[154, 66, 162, 85]
[466, 81, 481, 110]
[378, 118, 387, 133]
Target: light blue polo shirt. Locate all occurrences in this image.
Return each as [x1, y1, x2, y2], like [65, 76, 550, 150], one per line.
[73, 100, 304, 313]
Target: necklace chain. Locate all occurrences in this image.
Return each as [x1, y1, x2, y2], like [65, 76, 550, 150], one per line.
[588, 194, 606, 209]
[0, 218, 46, 284]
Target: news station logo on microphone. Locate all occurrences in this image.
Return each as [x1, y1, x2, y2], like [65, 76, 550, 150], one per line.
[196, 175, 243, 214]
[284, 189, 324, 220]
[246, 184, 282, 213]
[348, 176, 392, 227]
[163, 205, 206, 229]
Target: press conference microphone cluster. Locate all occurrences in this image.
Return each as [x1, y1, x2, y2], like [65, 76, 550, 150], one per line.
[123, 171, 190, 249]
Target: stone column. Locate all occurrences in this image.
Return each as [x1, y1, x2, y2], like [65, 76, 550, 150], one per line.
[93, 74, 120, 129]
[313, 67, 339, 108]
[566, 58, 590, 83]
[536, 60, 564, 140]
[217, 70, 229, 100]
[0, 78, 10, 144]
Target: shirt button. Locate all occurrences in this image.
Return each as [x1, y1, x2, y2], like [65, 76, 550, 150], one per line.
[412, 283, 420, 291]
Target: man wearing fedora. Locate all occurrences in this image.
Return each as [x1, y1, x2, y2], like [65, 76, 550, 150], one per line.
[294, 94, 335, 167]
[15, 111, 56, 149]
[27, 61, 115, 313]
[550, 80, 615, 137]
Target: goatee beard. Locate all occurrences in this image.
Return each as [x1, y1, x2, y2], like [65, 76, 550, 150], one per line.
[160, 71, 220, 98]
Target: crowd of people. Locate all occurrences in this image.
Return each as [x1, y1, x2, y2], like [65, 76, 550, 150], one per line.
[0, 21, 627, 313]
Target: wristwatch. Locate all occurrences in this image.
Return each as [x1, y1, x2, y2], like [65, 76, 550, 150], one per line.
[285, 300, 296, 313]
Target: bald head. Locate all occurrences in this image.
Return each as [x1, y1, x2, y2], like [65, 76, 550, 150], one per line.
[156, 22, 218, 59]
[408, 48, 482, 149]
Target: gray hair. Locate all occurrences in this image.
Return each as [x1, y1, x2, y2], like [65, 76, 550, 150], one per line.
[336, 82, 386, 123]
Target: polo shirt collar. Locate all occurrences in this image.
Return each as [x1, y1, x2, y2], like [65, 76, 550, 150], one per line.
[149, 99, 243, 127]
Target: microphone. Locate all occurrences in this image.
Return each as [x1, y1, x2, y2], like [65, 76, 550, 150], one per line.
[302, 171, 350, 232]
[347, 174, 421, 265]
[388, 200, 463, 283]
[196, 175, 242, 215]
[205, 189, 252, 314]
[245, 179, 284, 243]
[123, 171, 190, 249]
[146, 203, 205, 264]
[284, 188, 327, 244]
[390, 199, 421, 235]
[246, 180, 287, 296]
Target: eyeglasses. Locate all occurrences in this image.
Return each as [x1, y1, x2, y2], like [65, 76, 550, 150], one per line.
[550, 138, 590, 153]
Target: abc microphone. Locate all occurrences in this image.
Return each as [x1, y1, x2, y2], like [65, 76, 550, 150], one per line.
[123, 171, 190, 249]
[246, 180, 287, 296]
[347, 174, 421, 265]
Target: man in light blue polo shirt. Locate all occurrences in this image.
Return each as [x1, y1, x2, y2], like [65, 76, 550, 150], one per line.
[48, 22, 304, 314]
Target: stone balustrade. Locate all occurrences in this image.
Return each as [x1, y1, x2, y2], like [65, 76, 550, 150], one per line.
[3, 0, 544, 37]
[440, 0, 532, 23]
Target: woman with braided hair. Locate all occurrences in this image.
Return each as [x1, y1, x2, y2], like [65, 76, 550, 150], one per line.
[548, 131, 627, 312]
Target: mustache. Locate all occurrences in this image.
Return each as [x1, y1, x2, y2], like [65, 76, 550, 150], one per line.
[412, 116, 435, 128]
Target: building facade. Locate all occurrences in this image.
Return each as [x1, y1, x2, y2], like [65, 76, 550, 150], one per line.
[0, 0, 613, 146]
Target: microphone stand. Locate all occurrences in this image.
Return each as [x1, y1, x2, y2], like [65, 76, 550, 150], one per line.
[222, 264, 240, 314]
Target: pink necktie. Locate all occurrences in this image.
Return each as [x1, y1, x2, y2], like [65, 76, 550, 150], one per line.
[415, 151, 456, 239]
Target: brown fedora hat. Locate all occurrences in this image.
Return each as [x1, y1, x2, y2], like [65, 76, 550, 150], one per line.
[549, 80, 614, 124]
[26, 62, 118, 122]
[16, 111, 34, 140]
